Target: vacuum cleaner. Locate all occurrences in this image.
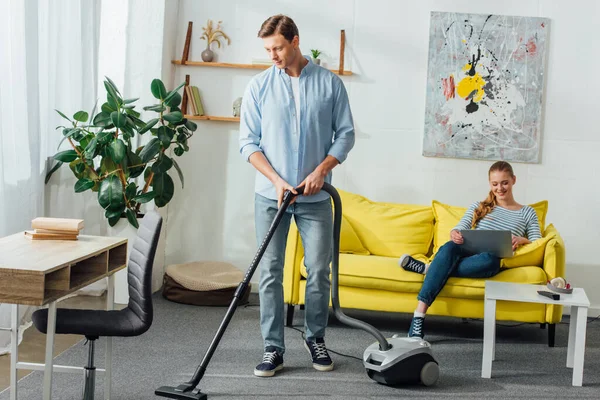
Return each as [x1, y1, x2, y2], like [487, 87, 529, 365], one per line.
[155, 183, 438, 399]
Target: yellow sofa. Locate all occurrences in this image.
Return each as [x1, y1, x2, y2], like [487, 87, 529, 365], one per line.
[283, 189, 565, 346]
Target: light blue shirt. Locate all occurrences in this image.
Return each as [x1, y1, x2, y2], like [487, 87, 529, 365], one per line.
[239, 57, 355, 203]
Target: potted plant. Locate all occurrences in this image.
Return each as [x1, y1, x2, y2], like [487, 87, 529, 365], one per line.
[200, 19, 231, 62]
[46, 77, 197, 229]
[310, 49, 322, 65]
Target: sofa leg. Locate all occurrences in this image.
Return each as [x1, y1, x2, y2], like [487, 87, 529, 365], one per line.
[540, 323, 546, 329]
[286, 304, 295, 327]
[548, 323, 556, 347]
[299, 304, 305, 310]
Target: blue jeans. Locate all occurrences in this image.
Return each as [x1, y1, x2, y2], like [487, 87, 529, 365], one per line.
[254, 194, 333, 354]
[418, 241, 501, 306]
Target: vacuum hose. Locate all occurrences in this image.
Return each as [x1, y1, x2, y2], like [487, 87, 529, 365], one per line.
[320, 183, 391, 351]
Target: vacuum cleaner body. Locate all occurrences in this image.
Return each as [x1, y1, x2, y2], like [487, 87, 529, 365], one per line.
[363, 337, 439, 386]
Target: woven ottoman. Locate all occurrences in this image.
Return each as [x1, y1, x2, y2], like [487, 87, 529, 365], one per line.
[162, 261, 250, 306]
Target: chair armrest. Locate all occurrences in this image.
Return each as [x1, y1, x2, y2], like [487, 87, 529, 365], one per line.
[283, 220, 304, 305]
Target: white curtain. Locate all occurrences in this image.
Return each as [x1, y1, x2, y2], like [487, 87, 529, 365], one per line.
[0, 0, 101, 355]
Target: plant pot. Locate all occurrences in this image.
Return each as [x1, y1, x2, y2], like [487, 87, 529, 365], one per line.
[201, 47, 214, 62]
[311, 58, 321, 65]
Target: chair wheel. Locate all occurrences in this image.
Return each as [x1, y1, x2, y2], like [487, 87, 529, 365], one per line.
[420, 361, 439, 386]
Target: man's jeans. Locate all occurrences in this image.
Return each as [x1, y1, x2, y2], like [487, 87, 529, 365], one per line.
[418, 241, 501, 306]
[255, 194, 333, 354]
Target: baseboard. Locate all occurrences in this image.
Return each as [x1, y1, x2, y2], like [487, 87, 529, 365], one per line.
[563, 305, 600, 319]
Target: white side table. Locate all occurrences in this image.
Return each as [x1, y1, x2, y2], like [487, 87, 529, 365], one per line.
[482, 281, 590, 386]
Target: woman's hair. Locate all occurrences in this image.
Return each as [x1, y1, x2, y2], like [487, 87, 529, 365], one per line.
[257, 14, 299, 42]
[471, 161, 515, 228]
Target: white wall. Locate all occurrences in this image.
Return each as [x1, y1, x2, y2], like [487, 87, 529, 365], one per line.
[158, 0, 600, 310]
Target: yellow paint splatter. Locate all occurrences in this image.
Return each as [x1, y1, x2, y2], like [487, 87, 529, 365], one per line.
[456, 71, 486, 102]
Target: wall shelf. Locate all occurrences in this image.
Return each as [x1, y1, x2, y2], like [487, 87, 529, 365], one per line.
[172, 60, 353, 76]
[185, 115, 240, 122]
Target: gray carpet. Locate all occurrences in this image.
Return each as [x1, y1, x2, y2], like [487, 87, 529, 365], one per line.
[2, 293, 600, 399]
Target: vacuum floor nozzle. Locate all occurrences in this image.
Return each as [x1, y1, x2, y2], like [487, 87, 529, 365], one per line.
[155, 386, 207, 400]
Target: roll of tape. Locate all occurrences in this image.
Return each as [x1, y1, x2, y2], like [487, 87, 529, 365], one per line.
[550, 277, 566, 289]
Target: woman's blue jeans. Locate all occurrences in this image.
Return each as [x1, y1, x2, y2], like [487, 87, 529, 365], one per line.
[418, 241, 501, 306]
[254, 194, 332, 354]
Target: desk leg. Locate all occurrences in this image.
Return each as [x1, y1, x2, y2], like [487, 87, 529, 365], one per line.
[10, 304, 18, 400]
[567, 306, 578, 368]
[105, 275, 115, 400]
[572, 306, 588, 387]
[482, 299, 496, 378]
[43, 301, 57, 400]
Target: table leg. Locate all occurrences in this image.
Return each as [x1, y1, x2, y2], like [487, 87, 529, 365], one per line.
[10, 304, 18, 400]
[572, 306, 588, 386]
[43, 302, 57, 400]
[105, 275, 115, 400]
[567, 306, 579, 368]
[482, 298, 496, 378]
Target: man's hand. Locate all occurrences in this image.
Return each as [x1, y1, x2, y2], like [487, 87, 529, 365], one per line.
[297, 169, 325, 196]
[511, 235, 530, 251]
[275, 177, 297, 208]
[450, 229, 464, 244]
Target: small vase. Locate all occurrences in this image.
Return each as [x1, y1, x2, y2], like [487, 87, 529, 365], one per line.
[311, 58, 321, 65]
[201, 46, 214, 62]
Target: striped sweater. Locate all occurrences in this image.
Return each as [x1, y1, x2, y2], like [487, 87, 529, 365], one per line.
[453, 202, 542, 240]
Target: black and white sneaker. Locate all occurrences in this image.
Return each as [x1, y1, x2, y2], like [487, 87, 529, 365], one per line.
[304, 338, 334, 371]
[399, 254, 428, 274]
[408, 316, 425, 339]
[254, 347, 284, 377]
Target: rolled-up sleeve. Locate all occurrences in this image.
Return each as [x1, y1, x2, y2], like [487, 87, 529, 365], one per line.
[327, 78, 355, 164]
[239, 82, 262, 162]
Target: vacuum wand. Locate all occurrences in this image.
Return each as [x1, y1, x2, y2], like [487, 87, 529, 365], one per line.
[155, 188, 302, 399]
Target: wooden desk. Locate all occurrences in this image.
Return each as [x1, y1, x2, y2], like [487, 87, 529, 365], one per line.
[0, 233, 128, 400]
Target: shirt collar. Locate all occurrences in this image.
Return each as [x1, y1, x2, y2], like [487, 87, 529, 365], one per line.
[276, 55, 314, 77]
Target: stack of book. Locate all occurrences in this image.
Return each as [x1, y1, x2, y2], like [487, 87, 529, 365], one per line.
[185, 85, 205, 116]
[24, 217, 84, 240]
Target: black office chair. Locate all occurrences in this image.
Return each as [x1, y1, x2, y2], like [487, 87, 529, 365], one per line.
[32, 210, 162, 400]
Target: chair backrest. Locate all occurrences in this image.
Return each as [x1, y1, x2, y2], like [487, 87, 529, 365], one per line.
[127, 210, 162, 329]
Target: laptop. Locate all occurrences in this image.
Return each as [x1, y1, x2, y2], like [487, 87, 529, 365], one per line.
[459, 230, 513, 258]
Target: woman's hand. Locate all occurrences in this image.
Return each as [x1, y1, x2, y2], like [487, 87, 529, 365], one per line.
[511, 235, 530, 251]
[450, 229, 463, 244]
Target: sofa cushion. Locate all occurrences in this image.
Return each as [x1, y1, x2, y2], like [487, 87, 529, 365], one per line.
[501, 224, 557, 268]
[300, 254, 547, 299]
[340, 214, 370, 255]
[431, 200, 549, 255]
[339, 190, 434, 257]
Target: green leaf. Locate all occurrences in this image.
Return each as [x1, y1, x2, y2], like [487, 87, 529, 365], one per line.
[172, 158, 184, 189]
[104, 79, 122, 103]
[101, 102, 116, 114]
[139, 138, 162, 163]
[132, 191, 156, 204]
[126, 209, 140, 229]
[152, 173, 174, 207]
[105, 76, 122, 96]
[100, 156, 118, 174]
[143, 104, 166, 113]
[125, 182, 137, 201]
[54, 150, 79, 162]
[110, 111, 126, 128]
[108, 215, 121, 227]
[97, 129, 113, 144]
[127, 151, 145, 178]
[123, 97, 139, 104]
[157, 126, 174, 147]
[105, 208, 123, 219]
[73, 111, 89, 123]
[75, 162, 86, 174]
[98, 175, 124, 211]
[55, 109, 71, 122]
[152, 154, 173, 173]
[56, 128, 80, 150]
[165, 92, 182, 108]
[138, 118, 158, 134]
[74, 178, 95, 193]
[93, 112, 113, 127]
[84, 137, 98, 160]
[150, 79, 168, 100]
[174, 146, 184, 157]
[163, 111, 183, 124]
[108, 139, 126, 163]
[163, 82, 186, 105]
[184, 120, 197, 131]
[45, 161, 63, 184]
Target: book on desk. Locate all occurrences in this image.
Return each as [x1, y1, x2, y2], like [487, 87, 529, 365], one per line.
[24, 217, 84, 240]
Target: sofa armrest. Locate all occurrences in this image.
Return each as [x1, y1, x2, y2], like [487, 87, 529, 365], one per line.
[283, 220, 304, 305]
[542, 232, 566, 280]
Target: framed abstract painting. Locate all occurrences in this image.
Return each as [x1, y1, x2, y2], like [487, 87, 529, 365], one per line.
[422, 11, 550, 163]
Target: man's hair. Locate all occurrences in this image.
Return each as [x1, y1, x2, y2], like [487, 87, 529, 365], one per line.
[257, 14, 299, 42]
